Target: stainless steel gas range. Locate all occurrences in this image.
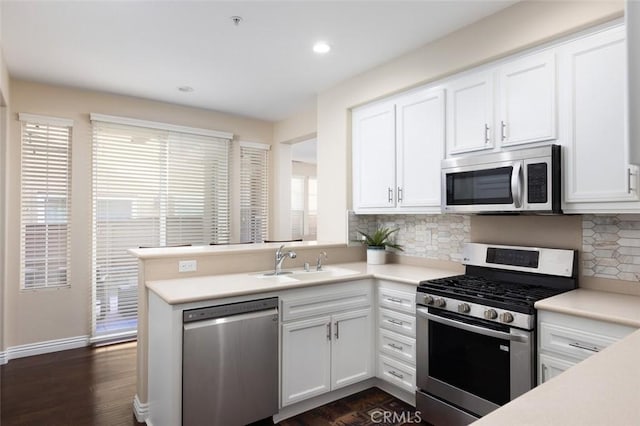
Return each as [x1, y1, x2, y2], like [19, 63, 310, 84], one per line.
[415, 243, 578, 425]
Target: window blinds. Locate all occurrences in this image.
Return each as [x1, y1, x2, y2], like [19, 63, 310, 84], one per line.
[240, 142, 270, 243]
[19, 114, 73, 289]
[91, 117, 231, 341]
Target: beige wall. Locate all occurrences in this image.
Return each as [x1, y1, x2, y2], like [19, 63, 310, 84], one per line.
[3, 79, 274, 348]
[270, 107, 318, 239]
[292, 161, 317, 178]
[316, 0, 624, 243]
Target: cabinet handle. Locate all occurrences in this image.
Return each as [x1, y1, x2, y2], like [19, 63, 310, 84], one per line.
[484, 123, 490, 144]
[388, 370, 404, 379]
[388, 319, 404, 326]
[568, 342, 600, 353]
[334, 321, 340, 340]
[326, 323, 332, 341]
[501, 121, 507, 141]
[387, 297, 403, 303]
[388, 343, 404, 351]
[628, 168, 635, 194]
[397, 187, 403, 203]
[541, 363, 548, 382]
[388, 187, 393, 203]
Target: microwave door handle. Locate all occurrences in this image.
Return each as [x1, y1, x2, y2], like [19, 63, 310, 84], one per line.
[417, 308, 528, 343]
[511, 162, 523, 208]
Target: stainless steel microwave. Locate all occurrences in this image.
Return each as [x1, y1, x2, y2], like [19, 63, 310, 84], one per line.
[441, 145, 561, 214]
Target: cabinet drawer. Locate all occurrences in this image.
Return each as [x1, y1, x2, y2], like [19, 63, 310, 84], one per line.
[379, 329, 416, 365]
[378, 355, 416, 393]
[281, 287, 371, 322]
[379, 288, 415, 314]
[379, 308, 416, 337]
[539, 322, 619, 361]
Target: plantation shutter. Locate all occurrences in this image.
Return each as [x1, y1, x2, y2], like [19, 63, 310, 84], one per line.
[91, 114, 232, 342]
[19, 113, 73, 289]
[240, 142, 270, 243]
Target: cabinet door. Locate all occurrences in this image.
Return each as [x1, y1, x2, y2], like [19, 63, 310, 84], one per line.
[281, 316, 332, 406]
[331, 308, 374, 390]
[539, 353, 575, 385]
[498, 51, 557, 147]
[352, 100, 397, 210]
[559, 25, 639, 203]
[396, 88, 445, 209]
[446, 71, 494, 155]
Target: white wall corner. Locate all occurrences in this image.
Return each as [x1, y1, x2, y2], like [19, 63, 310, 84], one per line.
[133, 394, 150, 423]
[6, 335, 89, 361]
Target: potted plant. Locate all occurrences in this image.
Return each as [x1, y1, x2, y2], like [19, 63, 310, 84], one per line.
[357, 227, 403, 265]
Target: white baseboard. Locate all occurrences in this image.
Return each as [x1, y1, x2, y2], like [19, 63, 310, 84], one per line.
[133, 394, 150, 424]
[5, 335, 89, 362]
[0, 351, 6, 365]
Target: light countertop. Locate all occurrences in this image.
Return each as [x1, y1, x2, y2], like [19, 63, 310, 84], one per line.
[535, 288, 640, 327]
[146, 262, 459, 305]
[473, 327, 640, 426]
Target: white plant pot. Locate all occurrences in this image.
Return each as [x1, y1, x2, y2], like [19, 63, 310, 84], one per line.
[367, 247, 386, 265]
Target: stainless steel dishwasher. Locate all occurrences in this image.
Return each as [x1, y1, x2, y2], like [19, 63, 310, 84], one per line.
[182, 297, 279, 426]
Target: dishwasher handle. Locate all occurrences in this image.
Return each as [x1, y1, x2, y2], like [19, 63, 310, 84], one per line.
[183, 308, 278, 330]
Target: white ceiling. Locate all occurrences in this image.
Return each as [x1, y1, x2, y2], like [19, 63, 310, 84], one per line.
[1, 1, 516, 122]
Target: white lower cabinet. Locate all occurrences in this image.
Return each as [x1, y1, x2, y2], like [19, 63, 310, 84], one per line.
[538, 353, 576, 384]
[280, 281, 374, 407]
[537, 310, 636, 385]
[281, 316, 332, 405]
[376, 281, 417, 392]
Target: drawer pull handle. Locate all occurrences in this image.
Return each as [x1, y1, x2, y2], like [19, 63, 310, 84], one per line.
[389, 370, 404, 379]
[326, 323, 332, 341]
[568, 342, 600, 353]
[388, 343, 404, 351]
[387, 297, 403, 303]
[388, 319, 404, 326]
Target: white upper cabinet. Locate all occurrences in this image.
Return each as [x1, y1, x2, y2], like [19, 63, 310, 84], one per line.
[396, 88, 445, 209]
[498, 51, 557, 147]
[446, 51, 557, 156]
[446, 72, 494, 154]
[352, 100, 397, 210]
[352, 86, 445, 213]
[558, 24, 640, 209]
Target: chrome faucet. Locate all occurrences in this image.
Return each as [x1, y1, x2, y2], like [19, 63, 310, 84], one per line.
[274, 245, 297, 275]
[316, 251, 328, 271]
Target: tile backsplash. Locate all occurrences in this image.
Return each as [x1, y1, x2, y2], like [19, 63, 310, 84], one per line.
[582, 214, 640, 282]
[349, 212, 640, 284]
[348, 212, 470, 262]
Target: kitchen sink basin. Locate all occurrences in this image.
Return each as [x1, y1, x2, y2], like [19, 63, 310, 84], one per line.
[252, 266, 360, 282]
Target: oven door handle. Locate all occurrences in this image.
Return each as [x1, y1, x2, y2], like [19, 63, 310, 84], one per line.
[417, 308, 529, 343]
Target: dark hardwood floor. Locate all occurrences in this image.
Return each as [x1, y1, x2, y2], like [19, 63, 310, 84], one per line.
[1, 342, 421, 425]
[1, 342, 142, 426]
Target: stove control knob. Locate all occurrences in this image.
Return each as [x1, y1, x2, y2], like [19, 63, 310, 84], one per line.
[434, 298, 446, 308]
[484, 309, 498, 320]
[500, 312, 514, 323]
[457, 303, 471, 314]
[423, 295, 434, 305]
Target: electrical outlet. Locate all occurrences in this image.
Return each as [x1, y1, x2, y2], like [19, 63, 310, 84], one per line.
[178, 260, 197, 273]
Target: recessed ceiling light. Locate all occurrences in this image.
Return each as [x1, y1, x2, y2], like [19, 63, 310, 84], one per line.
[313, 41, 331, 54]
[178, 86, 194, 93]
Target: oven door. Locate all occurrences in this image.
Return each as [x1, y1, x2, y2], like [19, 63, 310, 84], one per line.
[416, 307, 533, 417]
[442, 160, 524, 213]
